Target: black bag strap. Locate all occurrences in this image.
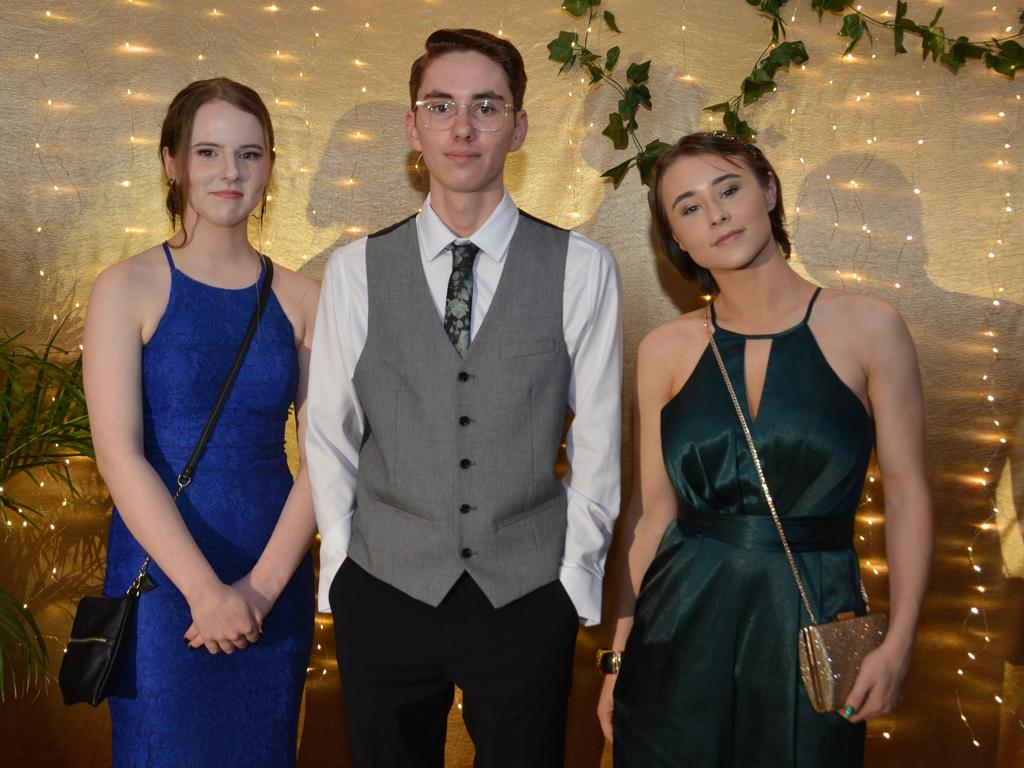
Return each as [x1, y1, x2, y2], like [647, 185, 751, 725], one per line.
[176, 255, 274, 490]
[127, 254, 274, 596]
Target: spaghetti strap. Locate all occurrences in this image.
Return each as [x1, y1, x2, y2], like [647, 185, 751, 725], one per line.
[802, 286, 823, 324]
[161, 241, 176, 272]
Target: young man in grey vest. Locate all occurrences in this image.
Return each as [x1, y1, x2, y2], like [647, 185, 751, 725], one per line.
[306, 28, 622, 767]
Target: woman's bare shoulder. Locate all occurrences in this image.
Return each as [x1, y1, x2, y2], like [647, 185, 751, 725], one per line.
[90, 244, 169, 302]
[269, 260, 319, 325]
[637, 308, 710, 400]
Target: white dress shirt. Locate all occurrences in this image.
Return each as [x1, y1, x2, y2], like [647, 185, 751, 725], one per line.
[306, 190, 622, 626]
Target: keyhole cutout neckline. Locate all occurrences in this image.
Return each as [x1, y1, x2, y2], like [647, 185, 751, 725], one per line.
[709, 287, 823, 425]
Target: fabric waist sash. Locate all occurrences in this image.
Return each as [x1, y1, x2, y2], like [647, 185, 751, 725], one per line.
[677, 505, 854, 552]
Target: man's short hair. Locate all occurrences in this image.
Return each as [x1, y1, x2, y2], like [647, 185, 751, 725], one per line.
[409, 29, 527, 111]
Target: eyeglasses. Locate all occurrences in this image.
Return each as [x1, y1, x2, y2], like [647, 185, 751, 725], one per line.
[414, 99, 518, 132]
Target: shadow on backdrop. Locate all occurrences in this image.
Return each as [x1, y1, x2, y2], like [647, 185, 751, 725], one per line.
[794, 152, 1024, 767]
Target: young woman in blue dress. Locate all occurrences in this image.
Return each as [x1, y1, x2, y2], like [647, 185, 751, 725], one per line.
[83, 78, 318, 766]
[598, 132, 932, 766]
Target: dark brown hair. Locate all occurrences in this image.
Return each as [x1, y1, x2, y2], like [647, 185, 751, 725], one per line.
[409, 29, 527, 110]
[648, 132, 791, 294]
[160, 77, 275, 243]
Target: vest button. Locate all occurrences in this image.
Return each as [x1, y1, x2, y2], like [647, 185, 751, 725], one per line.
[457, 372, 470, 382]
[459, 416, 471, 427]
[460, 547, 473, 558]
[460, 458, 472, 469]
[460, 504, 471, 514]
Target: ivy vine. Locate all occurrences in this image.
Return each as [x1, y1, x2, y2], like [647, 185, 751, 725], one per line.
[548, 0, 1024, 187]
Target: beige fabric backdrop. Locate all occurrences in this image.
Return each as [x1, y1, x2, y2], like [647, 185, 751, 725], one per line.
[1, 1, 1022, 766]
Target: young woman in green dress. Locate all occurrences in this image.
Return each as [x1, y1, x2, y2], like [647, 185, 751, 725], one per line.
[598, 133, 932, 766]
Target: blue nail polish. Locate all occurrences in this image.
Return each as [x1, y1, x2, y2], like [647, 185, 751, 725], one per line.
[842, 705, 855, 719]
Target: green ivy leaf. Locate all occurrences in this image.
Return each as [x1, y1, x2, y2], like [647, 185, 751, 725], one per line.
[741, 73, 776, 104]
[605, 45, 621, 71]
[602, 158, 634, 188]
[942, 36, 985, 73]
[928, 7, 943, 28]
[559, 54, 578, 74]
[585, 61, 604, 83]
[561, 0, 592, 17]
[838, 13, 864, 55]
[626, 60, 652, 84]
[618, 84, 653, 120]
[921, 27, 945, 62]
[893, 0, 909, 54]
[767, 40, 809, 70]
[770, 16, 786, 43]
[987, 40, 1023, 78]
[602, 112, 629, 150]
[637, 139, 672, 187]
[810, 0, 848, 18]
[723, 108, 757, 142]
[547, 31, 579, 63]
[985, 51, 1017, 77]
[604, 10, 620, 33]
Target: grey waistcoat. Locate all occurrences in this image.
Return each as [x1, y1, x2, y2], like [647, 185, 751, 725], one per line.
[349, 212, 572, 608]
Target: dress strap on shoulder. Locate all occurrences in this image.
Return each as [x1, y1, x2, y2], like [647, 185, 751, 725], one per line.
[161, 241, 176, 272]
[802, 286, 824, 324]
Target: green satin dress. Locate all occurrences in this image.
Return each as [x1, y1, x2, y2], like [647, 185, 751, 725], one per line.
[614, 288, 874, 767]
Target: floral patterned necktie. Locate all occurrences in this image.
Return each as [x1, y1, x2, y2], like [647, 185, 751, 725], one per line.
[443, 241, 480, 356]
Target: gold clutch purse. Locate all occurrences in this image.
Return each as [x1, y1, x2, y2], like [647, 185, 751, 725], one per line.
[798, 611, 888, 713]
[706, 308, 887, 715]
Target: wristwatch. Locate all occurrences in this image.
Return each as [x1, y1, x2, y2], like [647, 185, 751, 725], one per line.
[596, 648, 622, 675]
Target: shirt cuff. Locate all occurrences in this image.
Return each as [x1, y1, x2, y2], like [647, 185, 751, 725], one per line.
[559, 562, 603, 627]
[317, 552, 346, 613]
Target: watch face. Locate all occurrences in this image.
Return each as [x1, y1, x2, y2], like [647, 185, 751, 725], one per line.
[597, 649, 621, 674]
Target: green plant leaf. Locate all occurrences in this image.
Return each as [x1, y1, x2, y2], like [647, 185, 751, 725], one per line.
[942, 36, 984, 73]
[605, 45, 621, 71]
[602, 112, 630, 149]
[602, 158, 634, 187]
[703, 101, 732, 113]
[767, 40, 809, 69]
[585, 61, 604, 83]
[838, 13, 863, 55]
[928, 7, 943, 28]
[0, 589, 48, 700]
[893, 0, 908, 53]
[603, 10, 620, 33]
[636, 139, 672, 187]
[547, 31, 579, 63]
[921, 27, 945, 61]
[986, 40, 1023, 78]
[561, 0, 591, 17]
[723, 107, 757, 142]
[626, 60, 651, 84]
[810, 0, 848, 17]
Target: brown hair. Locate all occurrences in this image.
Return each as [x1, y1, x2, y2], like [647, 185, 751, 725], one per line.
[409, 29, 527, 110]
[160, 77, 275, 244]
[648, 132, 791, 295]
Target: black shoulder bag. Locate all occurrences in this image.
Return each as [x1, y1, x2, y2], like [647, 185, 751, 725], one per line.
[59, 256, 274, 706]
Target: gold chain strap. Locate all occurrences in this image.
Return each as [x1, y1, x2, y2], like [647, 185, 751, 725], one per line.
[703, 307, 870, 626]
[125, 475, 189, 598]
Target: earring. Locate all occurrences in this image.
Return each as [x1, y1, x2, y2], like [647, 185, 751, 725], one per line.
[169, 180, 180, 217]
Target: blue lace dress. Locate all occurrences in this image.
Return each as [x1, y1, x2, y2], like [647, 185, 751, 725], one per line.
[102, 244, 314, 767]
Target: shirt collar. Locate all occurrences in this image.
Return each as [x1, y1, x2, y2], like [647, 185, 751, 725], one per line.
[417, 190, 519, 263]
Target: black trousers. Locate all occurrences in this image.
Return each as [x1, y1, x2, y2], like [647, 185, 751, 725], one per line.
[330, 559, 579, 768]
